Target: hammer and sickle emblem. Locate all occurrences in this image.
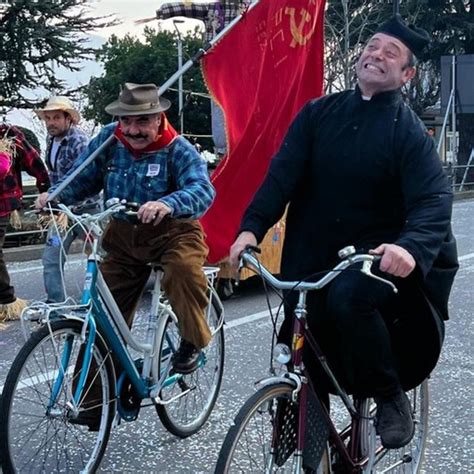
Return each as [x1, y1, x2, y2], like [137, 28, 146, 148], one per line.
[285, 7, 316, 47]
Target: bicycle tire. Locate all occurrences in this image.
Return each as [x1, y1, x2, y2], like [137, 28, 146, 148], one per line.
[215, 383, 303, 473]
[0, 319, 116, 473]
[369, 380, 429, 473]
[332, 381, 429, 474]
[156, 295, 224, 437]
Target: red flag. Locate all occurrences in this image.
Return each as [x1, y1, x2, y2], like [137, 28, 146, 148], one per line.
[201, 0, 326, 263]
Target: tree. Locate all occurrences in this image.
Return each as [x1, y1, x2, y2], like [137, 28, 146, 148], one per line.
[0, 0, 116, 109]
[83, 27, 212, 148]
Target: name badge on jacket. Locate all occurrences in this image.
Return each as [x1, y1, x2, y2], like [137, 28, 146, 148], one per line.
[147, 164, 161, 177]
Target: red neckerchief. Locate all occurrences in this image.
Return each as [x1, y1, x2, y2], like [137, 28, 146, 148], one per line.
[114, 114, 178, 158]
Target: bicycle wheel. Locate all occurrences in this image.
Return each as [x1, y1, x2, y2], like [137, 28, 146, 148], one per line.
[156, 295, 224, 437]
[0, 319, 116, 473]
[369, 381, 429, 473]
[215, 383, 303, 473]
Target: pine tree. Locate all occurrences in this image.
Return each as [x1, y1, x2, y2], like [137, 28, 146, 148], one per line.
[0, 0, 116, 108]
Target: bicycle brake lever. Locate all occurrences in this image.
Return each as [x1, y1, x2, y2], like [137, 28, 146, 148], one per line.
[361, 260, 398, 293]
[235, 260, 244, 287]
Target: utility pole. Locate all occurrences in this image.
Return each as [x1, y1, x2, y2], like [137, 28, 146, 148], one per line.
[173, 19, 185, 134]
[393, 0, 400, 15]
[342, 0, 350, 89]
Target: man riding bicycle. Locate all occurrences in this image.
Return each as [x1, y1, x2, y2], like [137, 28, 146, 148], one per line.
[230, 15, 458, 450]
[36, 82, 215, 383]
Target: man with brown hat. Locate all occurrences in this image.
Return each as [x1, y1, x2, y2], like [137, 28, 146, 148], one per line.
[35, 96, 100, 303]
[230, 14, 458, 450]
[36, 83, 215, 385]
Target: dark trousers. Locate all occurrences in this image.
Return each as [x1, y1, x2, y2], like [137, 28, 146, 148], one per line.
[0, 215, 15, 304]
[100, 217, 212, 349]
[280, 267, 415, 398]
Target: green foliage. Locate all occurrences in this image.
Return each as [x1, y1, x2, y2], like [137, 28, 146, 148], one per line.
[0, 0, 116, 108]
[82, 27, 211, 148]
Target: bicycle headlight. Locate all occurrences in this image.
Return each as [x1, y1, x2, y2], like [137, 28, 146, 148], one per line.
[273, 343, 291, 364]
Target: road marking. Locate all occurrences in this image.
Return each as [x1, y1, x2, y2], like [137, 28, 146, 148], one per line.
[226, 307, 281, 329]
[0, 367, 74, 394]
[459, 252, 474, 262]
[8, 258, 84, 274]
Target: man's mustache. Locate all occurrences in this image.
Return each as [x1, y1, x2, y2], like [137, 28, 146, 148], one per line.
[124, 133, 147, 140]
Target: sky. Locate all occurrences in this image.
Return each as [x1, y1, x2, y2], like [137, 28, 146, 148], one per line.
[89, 0, 202, 40]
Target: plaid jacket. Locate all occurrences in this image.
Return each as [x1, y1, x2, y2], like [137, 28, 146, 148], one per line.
[0, 125, 50, 215]
[157, 1, 249, 42]
[50, 123, 215, 219]
[45, 125, 100, 210]
[46, 126, 88, 185]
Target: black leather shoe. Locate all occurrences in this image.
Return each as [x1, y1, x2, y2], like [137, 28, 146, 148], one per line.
[375, 390, 414, 449]
[172, 340, 201, 374]
[69, 410, 101, 432]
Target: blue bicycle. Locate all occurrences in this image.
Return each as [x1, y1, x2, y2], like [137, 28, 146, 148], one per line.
[0, 201, 225, 472]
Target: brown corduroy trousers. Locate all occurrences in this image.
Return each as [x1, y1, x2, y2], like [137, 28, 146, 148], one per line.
[100, 217, 212, 349]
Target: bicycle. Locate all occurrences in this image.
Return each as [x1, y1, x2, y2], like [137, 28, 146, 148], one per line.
[0, 200, 225, 473]
[215, 246, 428, 473]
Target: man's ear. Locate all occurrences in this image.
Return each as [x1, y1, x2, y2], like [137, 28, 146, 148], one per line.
[403, 66, 416, 84]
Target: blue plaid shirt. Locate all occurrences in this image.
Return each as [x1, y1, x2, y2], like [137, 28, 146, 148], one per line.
[46, 126, 88, 185]
[50, 123, 215, 219]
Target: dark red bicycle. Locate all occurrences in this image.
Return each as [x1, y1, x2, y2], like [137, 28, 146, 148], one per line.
[215, 246, 428, 473]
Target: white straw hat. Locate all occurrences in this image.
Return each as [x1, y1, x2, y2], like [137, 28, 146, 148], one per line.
[35, 96, 81, 124]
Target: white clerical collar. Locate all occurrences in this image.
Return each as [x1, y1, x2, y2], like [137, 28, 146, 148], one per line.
[361, 95, 372, 101]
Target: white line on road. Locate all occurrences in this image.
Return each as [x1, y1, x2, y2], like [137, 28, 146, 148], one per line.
[225, 307, 280, 329]
[10, 252, 474, 276]
[8, 259, 84, 274]
[459, 252, 474, 262]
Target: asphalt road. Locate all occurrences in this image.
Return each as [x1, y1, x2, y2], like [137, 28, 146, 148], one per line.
[0, 199, 473, 473]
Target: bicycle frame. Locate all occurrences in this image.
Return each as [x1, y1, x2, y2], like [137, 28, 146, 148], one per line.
[243, 248, 397, 473]
[42, 204, 224, 413]
[290, 313, 379, 472]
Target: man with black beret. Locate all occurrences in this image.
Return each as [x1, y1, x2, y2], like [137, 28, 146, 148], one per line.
[230, 15, 458, 449]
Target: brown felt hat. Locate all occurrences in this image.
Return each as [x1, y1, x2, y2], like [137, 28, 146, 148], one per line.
[105, 82, 171, 116]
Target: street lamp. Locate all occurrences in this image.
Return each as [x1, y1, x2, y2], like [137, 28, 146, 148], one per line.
[173, 19, 185, 134]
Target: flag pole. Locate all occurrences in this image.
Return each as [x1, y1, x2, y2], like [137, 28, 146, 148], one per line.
[48, 0, 261, 203]
[159, 0, 261, 96]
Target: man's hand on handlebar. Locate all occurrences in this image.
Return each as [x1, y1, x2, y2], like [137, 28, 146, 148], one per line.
[369, 243, 416, 278]
[137, 200, 172, 225]
[229, 231, 258, 269]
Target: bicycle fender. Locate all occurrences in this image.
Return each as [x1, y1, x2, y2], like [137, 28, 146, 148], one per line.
[255, 374, 299, 391]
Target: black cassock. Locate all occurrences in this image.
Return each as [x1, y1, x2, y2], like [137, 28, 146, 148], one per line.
[240, 87, 459, 391]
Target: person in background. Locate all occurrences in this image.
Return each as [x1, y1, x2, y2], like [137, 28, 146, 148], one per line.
[230, 15, 458, 450]
[0, 124, 50, 322]
[35, 96, 100, 303]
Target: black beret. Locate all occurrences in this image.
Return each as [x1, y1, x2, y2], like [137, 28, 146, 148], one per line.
[376, 14, 431, 57]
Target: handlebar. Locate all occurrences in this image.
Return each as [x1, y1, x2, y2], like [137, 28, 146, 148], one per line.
[38, 199, 140, 234]
[239, 247, 397, 293]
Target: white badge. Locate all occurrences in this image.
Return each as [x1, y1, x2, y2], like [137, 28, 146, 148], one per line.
[147, 164, 161, 177]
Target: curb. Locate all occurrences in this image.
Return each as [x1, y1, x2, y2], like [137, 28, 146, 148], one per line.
[4, 241, 83, 263]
